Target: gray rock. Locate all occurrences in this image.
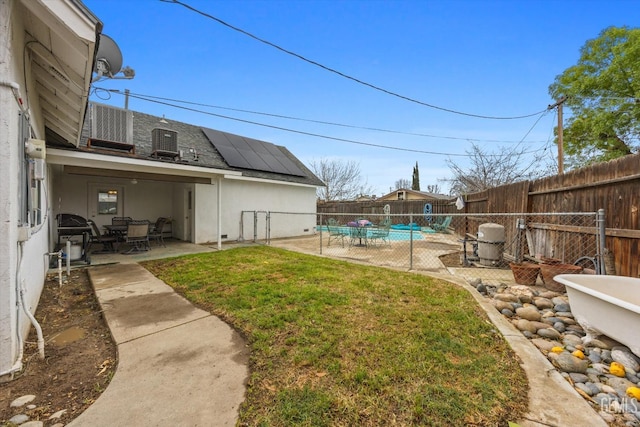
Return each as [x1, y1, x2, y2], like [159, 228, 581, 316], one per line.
[494, 293, 520, 303]
[9, 414, 29, 424]
[613, 349, 640, 372]
[556, 311, 574, 318]
[11, 395, 36, 407]
[519, 295, 533, 304]
[552, 296, 568, 305]
[516, 306, 542, 321]
[554, 352, 589, 373]
[533, 297, 554, 309]
[531, 338, 563, 352]
[537, 328, 562, 340]
[566, 324, 585, 334]
[522, 330, 535, 339]
[509, 285, 535, 299]
[607, 377, 637, 397]
[554, 303, 571, 312]
[538, 291, 560, 299]
[575, 382, 595, 396]
[553, 322, 566, 333]
[594, 393, 615, 407]
[557, 317, 576, 326]
[590, 363, 610, 375]
[543, 316, 561, 324]
[501, 309, 514, 317]
[585, 382, 602, 396]
[563, 334, 583, 347]
[590, 338, 615, 350]
[21, 422, 44, 427]
[569, 373, 590, 383]
[494, 300, 514, 312]
[530, 321, 552, 330]
[575, 382, 598, 396]
[602, 350, 613, 363]
[589, 352, 603, 363]
[514, 319, 538, 334]
[470, 278, 482, 287]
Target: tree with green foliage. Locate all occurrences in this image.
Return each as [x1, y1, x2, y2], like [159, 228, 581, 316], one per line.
[549, 26, 640, 167]
[412, 162, 420, 191]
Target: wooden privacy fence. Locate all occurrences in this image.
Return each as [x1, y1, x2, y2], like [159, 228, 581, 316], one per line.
[318, 154, 640, 277]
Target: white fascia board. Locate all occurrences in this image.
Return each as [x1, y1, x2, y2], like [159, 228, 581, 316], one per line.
[47, 148, 242, 179]
[223, 173, 319, 189]
[23, 0, 99, 43]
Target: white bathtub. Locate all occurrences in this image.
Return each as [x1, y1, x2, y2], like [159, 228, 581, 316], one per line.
[555, 274, 640, 357]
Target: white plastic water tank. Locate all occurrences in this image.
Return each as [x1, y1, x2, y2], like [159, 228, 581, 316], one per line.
[63, 243, 83, 261]
[477, 223, 505, 266]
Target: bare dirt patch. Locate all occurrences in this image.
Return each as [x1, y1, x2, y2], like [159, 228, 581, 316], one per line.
[0, 269, 116, 426]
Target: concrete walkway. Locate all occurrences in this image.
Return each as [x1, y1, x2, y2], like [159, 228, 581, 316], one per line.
[68, 263, 249, 427]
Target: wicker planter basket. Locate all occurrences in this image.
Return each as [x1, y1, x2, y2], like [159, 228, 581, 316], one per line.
[509, 262, 541, 286]
[540, 263, 583, 292]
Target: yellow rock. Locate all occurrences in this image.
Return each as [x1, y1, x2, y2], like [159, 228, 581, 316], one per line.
[610, 362, 626, 377]
[627, 387, 640, 400]
[572, 350, 585, 360]
[551, 346, 564, 354]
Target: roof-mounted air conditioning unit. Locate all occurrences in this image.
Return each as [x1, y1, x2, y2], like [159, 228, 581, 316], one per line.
[88, 103, 135, 153]
[152, 128, 179, 159]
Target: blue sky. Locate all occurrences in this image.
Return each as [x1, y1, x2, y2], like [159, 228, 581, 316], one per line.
[84, 0, 636, 196]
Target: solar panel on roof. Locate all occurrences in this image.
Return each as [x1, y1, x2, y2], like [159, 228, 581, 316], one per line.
[201, 127, 306, 177]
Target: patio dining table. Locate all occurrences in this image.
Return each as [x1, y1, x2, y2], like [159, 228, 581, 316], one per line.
[347, 221, 373, 247]
[104, 224, 128, 241]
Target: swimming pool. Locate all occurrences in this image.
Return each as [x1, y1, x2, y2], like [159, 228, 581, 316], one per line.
[318, 226, 424, 241]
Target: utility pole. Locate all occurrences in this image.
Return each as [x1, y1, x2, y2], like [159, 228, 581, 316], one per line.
[548, 96, 567, 174]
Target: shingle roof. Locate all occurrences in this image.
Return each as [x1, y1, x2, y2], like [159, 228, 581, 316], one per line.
[70, 102, 324, 187]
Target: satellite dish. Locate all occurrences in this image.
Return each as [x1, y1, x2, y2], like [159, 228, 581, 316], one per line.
[93, 34, 124, 81]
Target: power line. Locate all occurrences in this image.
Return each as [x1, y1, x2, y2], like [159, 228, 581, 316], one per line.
[98, 88, 544, 158]
[98, 88, 546, 144]
[160, 0, 548, 120]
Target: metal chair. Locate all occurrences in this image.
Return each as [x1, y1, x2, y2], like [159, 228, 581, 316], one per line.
[326, 218, 347, 247]
[369, 218, 392, 246]
[124, 220, 150, 253]
[87, 220, 118, 253]
[149, 217, 168, 247]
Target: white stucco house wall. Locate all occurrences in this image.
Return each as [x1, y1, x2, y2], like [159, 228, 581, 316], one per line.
[0, 0, 101, 380]
[1, 0, 323, 381]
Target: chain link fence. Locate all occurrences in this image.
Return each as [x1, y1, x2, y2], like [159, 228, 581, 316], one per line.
[243, 210, 605, 286]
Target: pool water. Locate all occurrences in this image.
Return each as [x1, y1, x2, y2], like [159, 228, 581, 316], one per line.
[318, 226, 424, 241]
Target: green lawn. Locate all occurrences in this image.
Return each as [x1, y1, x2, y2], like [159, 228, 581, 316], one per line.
[143, 246, 527, 426]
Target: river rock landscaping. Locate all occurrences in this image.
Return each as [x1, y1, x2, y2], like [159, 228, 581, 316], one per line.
[474, 280, 640, 426]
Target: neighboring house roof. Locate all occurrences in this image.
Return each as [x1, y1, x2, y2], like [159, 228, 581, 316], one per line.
[378, 188, 450, 201]
[51, 102, 324, 187]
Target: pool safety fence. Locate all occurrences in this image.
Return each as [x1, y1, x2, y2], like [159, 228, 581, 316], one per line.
[241, 210, 605, 286]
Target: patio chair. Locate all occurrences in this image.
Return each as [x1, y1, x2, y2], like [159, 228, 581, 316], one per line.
[326, 218, 347, 247]
[369, 218, 392, 246]
[87, 220, 118, 253]
[124, 220, 150, 253]
[432, 216, 452, 233]
[149, 217, 168, 247]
